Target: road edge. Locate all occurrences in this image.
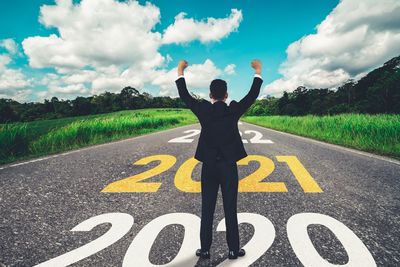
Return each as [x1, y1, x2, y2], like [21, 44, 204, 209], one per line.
[241, 121, 400, 166]
[0, 122, 200, 170]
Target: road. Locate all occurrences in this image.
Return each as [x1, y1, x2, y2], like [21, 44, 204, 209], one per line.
[0, 121, 399, 267]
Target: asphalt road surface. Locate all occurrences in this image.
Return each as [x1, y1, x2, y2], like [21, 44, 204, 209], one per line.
[1, 121, 399, 267]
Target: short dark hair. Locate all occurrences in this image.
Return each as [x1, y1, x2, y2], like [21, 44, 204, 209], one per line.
[209, 79, 227, 100]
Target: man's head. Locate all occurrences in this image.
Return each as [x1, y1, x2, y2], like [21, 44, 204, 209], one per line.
[209, 79, 228, 102]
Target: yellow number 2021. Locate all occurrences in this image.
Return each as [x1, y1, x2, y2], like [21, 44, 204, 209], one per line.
[102, 155, 323, 193]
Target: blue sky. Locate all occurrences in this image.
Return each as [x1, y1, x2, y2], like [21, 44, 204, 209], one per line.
[1, 0, 399, 103]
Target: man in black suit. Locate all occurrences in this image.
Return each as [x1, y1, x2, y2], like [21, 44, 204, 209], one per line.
[175, 59, 263, 260]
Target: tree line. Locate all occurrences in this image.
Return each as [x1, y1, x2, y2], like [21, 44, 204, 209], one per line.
[1, 56, 399, 123]
[247, 55, 400, 116]
[0, 87, 194, 123]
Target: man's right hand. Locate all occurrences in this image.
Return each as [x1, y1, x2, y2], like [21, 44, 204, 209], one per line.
[178, 60, 188, 76]
[251, 59, 262, 75]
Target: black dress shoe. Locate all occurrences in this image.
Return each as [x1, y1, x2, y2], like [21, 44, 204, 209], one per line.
[196, 249, 210, 259]
[228, 248, 246, 259]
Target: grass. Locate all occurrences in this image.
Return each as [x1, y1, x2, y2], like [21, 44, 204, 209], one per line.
[0, 108, 197, 165]
[2, 109, 398, 165]
[242, 114, 400, 159]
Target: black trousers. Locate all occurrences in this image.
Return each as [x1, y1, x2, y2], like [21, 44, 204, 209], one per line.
[200, 159, 239, 252]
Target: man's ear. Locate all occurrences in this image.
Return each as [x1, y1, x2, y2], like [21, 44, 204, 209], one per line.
[225, 92, 228, 99]
[209, 92, 213, 99]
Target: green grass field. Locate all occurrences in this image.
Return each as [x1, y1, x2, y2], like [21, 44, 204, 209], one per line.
[242, 114, 400, 159]
[0, 108, 197, 165]
[1, 109, 399, 165]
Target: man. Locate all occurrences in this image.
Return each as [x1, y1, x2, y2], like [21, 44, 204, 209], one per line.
[175, 59, 263, 260]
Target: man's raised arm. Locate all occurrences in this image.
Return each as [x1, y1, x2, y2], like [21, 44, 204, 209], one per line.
[236, 59, 263, 117]
[175, 60, 201, 115]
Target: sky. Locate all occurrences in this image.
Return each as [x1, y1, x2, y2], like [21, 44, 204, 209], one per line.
[0, 0, 399, 103]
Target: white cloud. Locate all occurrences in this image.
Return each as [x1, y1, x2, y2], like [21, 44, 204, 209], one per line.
[0, 89, 34, 103]
[0, 39, 19, 55]
[91, 74, 136, 95]
[224, 64, 236, 75]
[23, 0, 164, 70]
[264, 0, 400, 96]
[49, 83, 88, 94]
[152, 59, 223, 96]
[162, 9, 242, 44]
[61, 70, 97, 85]
[19, 0, 241, 101]
[38, 72, 90, 98]
[0, 54, 31, 102]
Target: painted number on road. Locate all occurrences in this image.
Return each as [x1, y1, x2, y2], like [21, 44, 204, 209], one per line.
[102, 155, 176, 193]
[168, 129, 273, 144]
[168, 129, 200, 143]
[102, 155, 322, 193]
[34, 213, 134, 267]
[240, 130, 273, 144]
[35, 212, 376, 267]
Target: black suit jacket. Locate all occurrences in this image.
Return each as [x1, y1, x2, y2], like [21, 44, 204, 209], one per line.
[175, 76, 263, 164]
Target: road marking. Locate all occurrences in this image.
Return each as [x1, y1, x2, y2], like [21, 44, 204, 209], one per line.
[243, 122, 400, 166]
[34, 213, 134, 267]
[35, 212, 375, 266]
[244, 130, 274, 144]
[103, 154, 321, 193]
[0, 124, 198, 170]
[238, 155, 287, 192]
[123, 213, 200, 266]
[277, 156, 323, 193]
[0, 154, 60, 170]
[102, 155, 176, 193]
[174, 157, 200, 193]
[217, 213, 275, 266]
[168, 127, 274, 144]
[287, 213, 376, 267]
[168, 129, 200, 143]
[0, 121, 262, 170]
[4, 120, 396, 170]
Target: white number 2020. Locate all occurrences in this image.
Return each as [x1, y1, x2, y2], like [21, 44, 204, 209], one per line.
[35, 212, 376, 267]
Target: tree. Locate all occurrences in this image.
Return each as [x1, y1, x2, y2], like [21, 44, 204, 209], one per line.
[0, 99, 19, 123]
[1, 55, 399, 122]
[72, 97, 92, 115]
[120, 86, 140, 109]
[278, 91, 290, 115]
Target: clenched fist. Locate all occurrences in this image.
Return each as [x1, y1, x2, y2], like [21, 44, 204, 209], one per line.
[251, 59, 262, 75]
[177, 60, 188, 76]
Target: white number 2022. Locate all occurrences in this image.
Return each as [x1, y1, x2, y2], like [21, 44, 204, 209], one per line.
[35, 212, 376, 267]
[168, 129, 273, 144]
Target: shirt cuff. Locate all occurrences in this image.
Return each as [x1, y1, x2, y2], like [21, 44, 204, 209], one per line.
[254, 74, 262, 79]
[176, 75, 185, 81]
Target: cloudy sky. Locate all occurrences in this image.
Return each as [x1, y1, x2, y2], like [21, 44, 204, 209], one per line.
[1, 0, 399, 103]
